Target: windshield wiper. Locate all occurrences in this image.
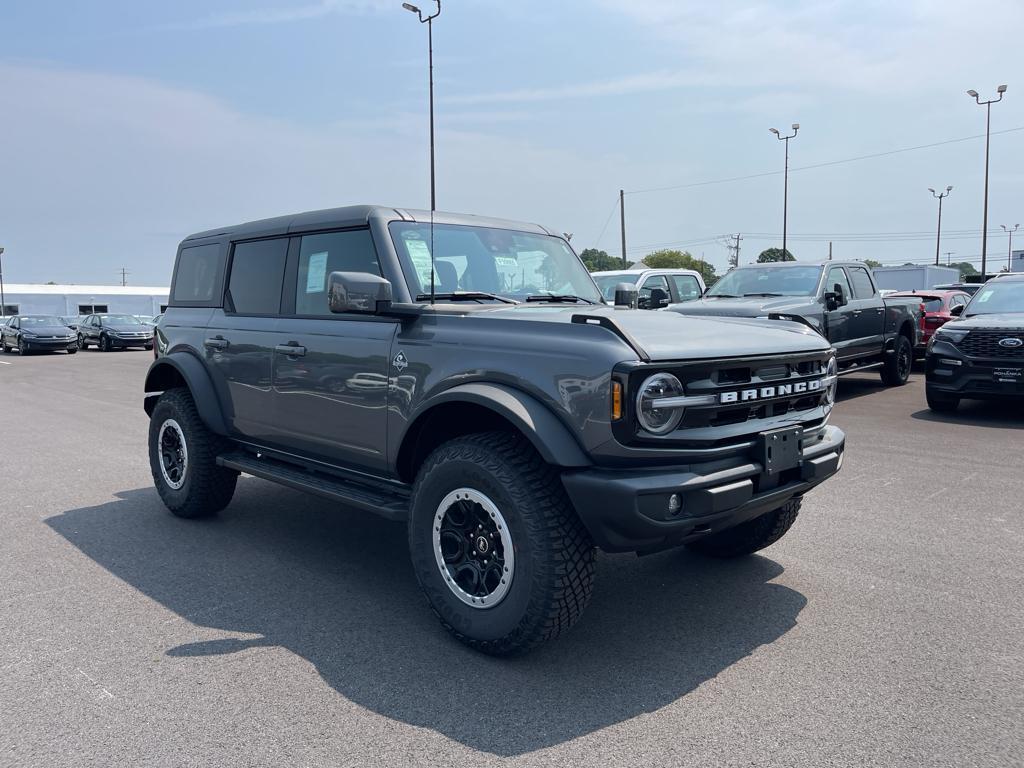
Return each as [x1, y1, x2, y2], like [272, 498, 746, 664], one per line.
[415, 292, 519, 304]
[525, 294, 597, 304]
[707, 293, 740, 298]
[743, 292, 785, 297]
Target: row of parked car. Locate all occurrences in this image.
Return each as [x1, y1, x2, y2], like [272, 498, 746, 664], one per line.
[0, 313, 160, 354]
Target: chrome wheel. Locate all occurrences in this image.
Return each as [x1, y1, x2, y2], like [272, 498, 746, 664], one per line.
[157, 418, 189, 490]
[433, 488, 515, 609]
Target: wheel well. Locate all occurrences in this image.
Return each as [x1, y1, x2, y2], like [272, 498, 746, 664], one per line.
[143, 364, 189, 416]
[396, 402, 524, 484]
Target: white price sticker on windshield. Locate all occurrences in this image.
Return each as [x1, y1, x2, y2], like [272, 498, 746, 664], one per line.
[305, 252, 328, 293]
[405, 237, 439, 288]
[977, 289, 993, 303]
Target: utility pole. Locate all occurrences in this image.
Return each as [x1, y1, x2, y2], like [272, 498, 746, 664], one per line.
[967, 85, 1007, 278]
[828, 241, 833, 261]
[726, 233, 742, 268]
[944, 251, 955, 266]
[0, 246, 6, 319]
[1003, 224, 1020, 271]
[619, 189, 627, 267]
[929, 187, 952, 266]
[119, 267, 130, 287]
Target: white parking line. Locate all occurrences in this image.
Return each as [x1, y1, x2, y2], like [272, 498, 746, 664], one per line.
[0, 360, 11, 365]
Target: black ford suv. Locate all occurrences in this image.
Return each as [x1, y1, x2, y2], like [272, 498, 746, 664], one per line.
[144, 205, 845, 654]
[926, 274, 1024, 411]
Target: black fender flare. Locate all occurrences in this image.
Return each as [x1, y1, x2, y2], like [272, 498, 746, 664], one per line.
[143, 352, 229, 436]
[405, 382, 591, 468]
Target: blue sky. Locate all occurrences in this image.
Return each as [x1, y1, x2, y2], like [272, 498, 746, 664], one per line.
[1, 0, 1022, 285]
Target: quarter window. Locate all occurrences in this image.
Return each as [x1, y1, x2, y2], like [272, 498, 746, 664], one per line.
[173, 244, 220, 303]
[295, 230, 380, 315]
[847, 266, 876, 299]
[669, 274, 701, 301]
[227, 239, 288, 315]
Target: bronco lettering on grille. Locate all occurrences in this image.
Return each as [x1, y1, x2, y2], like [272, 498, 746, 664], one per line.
[720, 378, 823, 404]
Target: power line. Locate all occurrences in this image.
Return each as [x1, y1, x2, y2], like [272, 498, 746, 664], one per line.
[593, 195, 620, 249]
[624, 125, 1024, 196]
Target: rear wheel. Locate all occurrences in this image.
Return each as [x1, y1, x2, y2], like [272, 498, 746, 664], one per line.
[408, 432, 595, 656]
[687, 499, 802, 558]
[926, 389, 960, 413]
[148, 388, 237, 518]
[880, 335, 913, 386]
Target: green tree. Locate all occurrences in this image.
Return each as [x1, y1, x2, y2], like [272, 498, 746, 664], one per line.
[949, 261, 979, 277]
[578, 248, 620, 272]
[757, 248, 796, 263]
[642, 249, 718, 285]
[862, 259, 882, 269]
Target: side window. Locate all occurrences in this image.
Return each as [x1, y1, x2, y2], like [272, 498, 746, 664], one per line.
[847, 267, 876, 299]
[670, 274, 701, 301]
[638, 275, 670, 301]
[227, 238, 289, 315]
[295, 229, 380, 315]
[11, 318, 19, 329]
[172, 244, 221, 304]
[826, 268, 853, 301]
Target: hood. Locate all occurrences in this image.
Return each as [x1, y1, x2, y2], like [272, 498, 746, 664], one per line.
[476, 304, 830, 362]
[21, 325, 74, 336]
[949, 312, 1024, 330]
[668, 295, 814, 318]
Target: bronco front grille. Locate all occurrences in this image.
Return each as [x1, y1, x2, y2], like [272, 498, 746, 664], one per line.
[955, 330, 1024, 359]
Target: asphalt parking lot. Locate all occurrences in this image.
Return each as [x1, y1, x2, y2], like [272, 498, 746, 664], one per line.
[1, 349, 1022, 767]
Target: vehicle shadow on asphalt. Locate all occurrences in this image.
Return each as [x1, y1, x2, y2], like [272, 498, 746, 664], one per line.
[911, 399, 1024, 429]
[46, 483, 807, 756]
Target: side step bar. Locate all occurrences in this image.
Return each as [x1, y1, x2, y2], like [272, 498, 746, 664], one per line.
[837, 360, 883, 375]
[217, 451, 410, 521]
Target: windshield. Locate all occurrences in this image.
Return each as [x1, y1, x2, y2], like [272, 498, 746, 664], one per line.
[964, 281, 1024, 316]
[388, 222, 602, 303]
[20, 316, 65, 326]
[99, 314, 143, 325]
[706, 265, 822, 297]
[592, 274, 636, 300]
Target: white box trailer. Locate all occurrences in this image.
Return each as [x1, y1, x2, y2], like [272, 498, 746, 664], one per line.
[871, 265, 960, 292]
[0, 284, 169, 319]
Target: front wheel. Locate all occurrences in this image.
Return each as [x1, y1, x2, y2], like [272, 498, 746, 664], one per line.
[687, 499, 802, 558]
[148, 389, 237, 518]
[880, 335, 913, 386]
[18, 338, 28, 355]
[78, 334, 88, 350]
[408, 432, 595, 656]
[926, 389, 960, 413]
[67, 348, 77, 355]
[99, 335, 111, 352]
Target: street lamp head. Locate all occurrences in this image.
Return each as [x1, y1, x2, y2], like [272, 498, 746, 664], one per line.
[928, 188, 935, 194]
[791, 123, 800, 131]
[769, 127, 779, 135]
[997, 84, 1007, 94]
[402, 2, 420, 12]
[946, 185, 953, 192]
[966, 89, 978, 98]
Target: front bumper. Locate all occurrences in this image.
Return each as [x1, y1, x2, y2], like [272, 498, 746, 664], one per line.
[561, 424, 845, 553]
[22, 338, 78, 351]
[110, 336, 153, 348]
[926, 343, 1024, 399]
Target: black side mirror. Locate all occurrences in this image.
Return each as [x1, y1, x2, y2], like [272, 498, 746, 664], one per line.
[614, 283, 638, 309]
[824, 283, 847, 311]
[648, 287, 669, 309]
[328, 272, 393, 314]
[950, 303, 965, 317]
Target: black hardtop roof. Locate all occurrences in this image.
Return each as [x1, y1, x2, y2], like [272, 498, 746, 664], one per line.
[182, 205, 560, 243]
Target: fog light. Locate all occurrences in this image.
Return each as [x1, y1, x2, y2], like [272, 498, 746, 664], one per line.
[939, 358, 962, 366]
[668, 494, 682, 516]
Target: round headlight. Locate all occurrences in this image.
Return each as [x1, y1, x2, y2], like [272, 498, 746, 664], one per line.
[824, 356, 838, 407]
[636, 373, 685, 435]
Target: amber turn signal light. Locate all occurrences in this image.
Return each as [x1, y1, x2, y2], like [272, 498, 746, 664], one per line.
[611, 380, 623, 421]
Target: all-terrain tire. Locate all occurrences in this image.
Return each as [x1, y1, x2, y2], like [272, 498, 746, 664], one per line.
[880, 334, 913, 386]
[148, 388, 237, 519]
[408, 431, 595, 656]
[687, 498, 802, 559]
[926, 389, 960, 413]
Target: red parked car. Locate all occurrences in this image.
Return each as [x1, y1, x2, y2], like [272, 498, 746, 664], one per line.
[888, 290, 972, 352]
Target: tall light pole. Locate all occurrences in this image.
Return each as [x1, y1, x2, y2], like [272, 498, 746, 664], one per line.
[1003, 224, 1020, 272]
[0, 246, 5, 319]
[402, 1, 441, 212]
[944, 251, 955, 266]
[769, 123, 799, 258]
[967, 84, 1007, 278]
[928, 186, 952, 266]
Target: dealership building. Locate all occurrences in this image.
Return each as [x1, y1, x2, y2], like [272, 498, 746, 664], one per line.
[0, 284, 169, 319]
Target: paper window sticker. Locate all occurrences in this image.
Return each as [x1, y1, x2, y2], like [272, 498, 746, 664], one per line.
[306, 252, 328, 293]
[406, 238, 439, 286]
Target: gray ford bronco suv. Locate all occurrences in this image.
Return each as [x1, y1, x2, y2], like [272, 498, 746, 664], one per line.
[145, 205, 845, 655]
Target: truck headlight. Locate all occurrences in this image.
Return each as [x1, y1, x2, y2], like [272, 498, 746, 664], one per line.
[636, 373, 685, 434]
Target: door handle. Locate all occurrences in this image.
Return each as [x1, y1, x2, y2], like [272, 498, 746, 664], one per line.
[852, 310, 862, 316]
[204, 337, 229, 350]
[275, 343, 307, 357]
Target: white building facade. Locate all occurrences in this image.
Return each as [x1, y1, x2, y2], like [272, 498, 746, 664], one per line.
[0, 284, 169, 319]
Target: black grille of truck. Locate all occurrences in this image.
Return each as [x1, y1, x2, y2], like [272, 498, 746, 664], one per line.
[955, 330, 1024, 359]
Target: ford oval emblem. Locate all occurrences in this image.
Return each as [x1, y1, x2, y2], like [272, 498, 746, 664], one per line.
[998, 337, 1023, 348]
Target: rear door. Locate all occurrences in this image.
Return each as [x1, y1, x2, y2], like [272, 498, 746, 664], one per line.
[270, 228, 397, 474]
[203, 237, 289, 442]
[846, 265, 885, 357]
[668, 272, 703, 302]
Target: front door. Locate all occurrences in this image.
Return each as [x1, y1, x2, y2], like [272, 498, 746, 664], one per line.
[271, 228, 397, 474]
[823, 266, 855, 360]
[203, 236, 289, 443]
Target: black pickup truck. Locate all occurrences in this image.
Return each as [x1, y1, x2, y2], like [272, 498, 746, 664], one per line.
[670, 261, 918, 386]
